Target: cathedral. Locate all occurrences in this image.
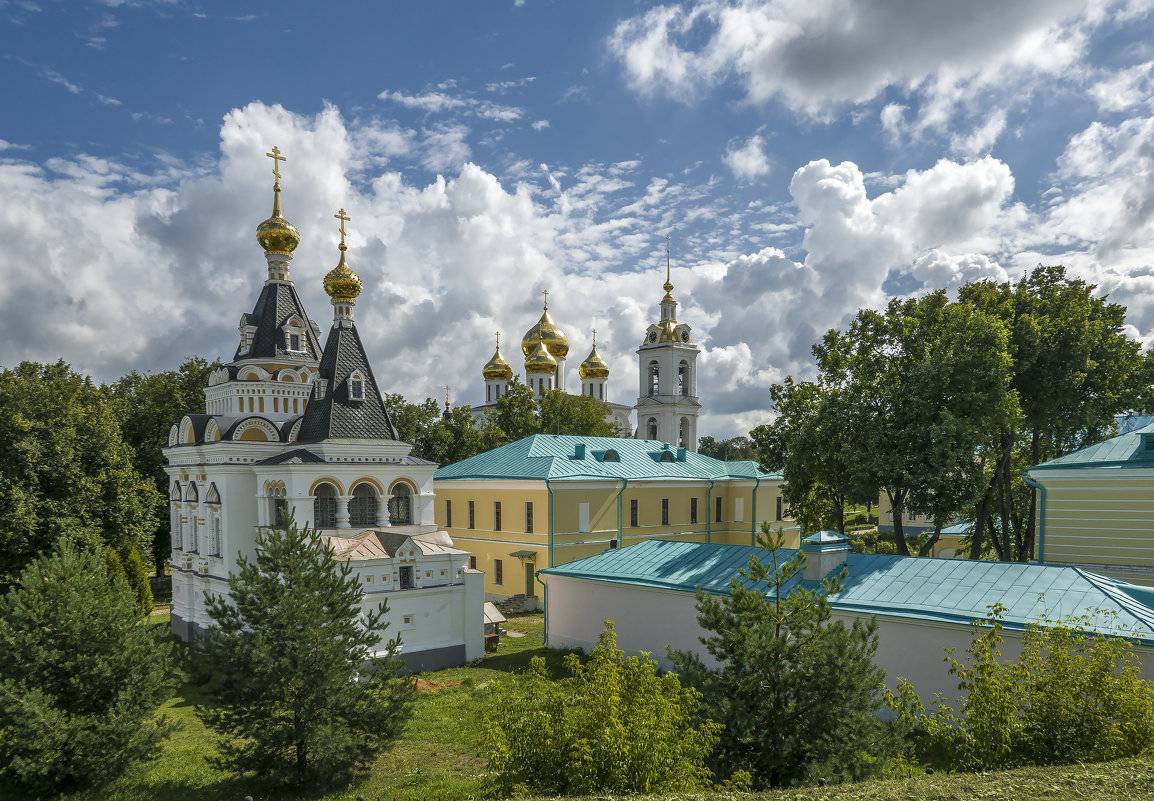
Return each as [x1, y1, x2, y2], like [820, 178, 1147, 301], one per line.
[164, 148, 483, 670]
[471, 254, 703, 451]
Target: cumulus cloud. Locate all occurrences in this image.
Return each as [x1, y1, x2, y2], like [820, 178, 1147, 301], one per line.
[378, 88, 524, 122]
[723, 134, 770, 180]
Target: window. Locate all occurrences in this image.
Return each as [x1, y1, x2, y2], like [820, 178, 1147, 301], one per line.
[349, 484, 378, 527]
[403, 614, 414, 625]
[468, 500, 475, 529]
[289, 333, 301, 351]
[399, 566, 415, 590]
[364, 574, 374, 584]
[525, 502, 534, 533]
[715, 496, 723, 523]
[445, 499, 452, 528]
[578, 502, 590, 533]
[690, 497, 698, 524]
[646, 417, 658, 440]
[735, 497, 745, 523]
[630, 499, 638, 528]
[679, 417, 689, 447]
[211, 517, 222, 556]
[775, 496, 783, 521]
[272, 499, 288, 529]
[661, 498, 669, 526]
[494, 501, 502, 531]
[388, 483, 413, 525]
[494, 559, 504, 585]
[348, 370, 366, 401]
[190, 515, 199, 553]
[678, 360, 688, 396]
[469, 555, 477, 570]
[648, 361, 659, 396]
[313, 483, 338, 528]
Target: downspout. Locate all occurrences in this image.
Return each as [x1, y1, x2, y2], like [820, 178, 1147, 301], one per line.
[705, 481, 714, 544]
[751, 475, 763, 547]
[614, 477, 628, 549]
[545, 478, 555, 568]
[1023, 473, 1046, 563]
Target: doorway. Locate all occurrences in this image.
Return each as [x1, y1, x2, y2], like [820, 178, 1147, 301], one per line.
[399, 565, 414, 589]
[524, 562, 535, 597]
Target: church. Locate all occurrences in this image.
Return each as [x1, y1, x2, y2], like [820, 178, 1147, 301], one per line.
[164, 148, 483, 670]
[470, 253, 703, 452]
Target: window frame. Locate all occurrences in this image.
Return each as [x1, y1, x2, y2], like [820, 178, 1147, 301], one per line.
[525, 501, 534, 533]
[661, 498, 669, 526]
[629, 498, 638, 528]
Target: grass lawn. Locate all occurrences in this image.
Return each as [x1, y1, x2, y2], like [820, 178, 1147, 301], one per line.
[40, 608, 1154, 801]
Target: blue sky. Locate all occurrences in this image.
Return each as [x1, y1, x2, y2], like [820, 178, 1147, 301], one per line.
[3, 0, 1154, 437]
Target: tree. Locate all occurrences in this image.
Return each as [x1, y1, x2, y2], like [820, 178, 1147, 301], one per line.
[959, 266, 1154, 560]
[484, 620, 719, 796]
[0, 538, 176, 794]
[382, 393, 442, 454]
[888, 605, 1154, 771]
[670, 524, 895, 788]
[109, 357, 218, 577]
[538, 389, 619, 436]
[698, 435, 755, 460]
[492, 377, 539, 441]
[0, 361, 159, 589]
[194, 516, 414, 787]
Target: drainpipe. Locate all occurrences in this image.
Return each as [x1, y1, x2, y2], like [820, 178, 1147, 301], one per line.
[545, 478, 556, 568]
[1023, 473, 1046, 563]
[536, 571, 549, 646]
[705, 481, 714, 544]
[614, 477, 628, 549]
[751, 476, 763, 547]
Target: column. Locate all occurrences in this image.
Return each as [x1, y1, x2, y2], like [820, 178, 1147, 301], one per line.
[336, 496, 351, 529]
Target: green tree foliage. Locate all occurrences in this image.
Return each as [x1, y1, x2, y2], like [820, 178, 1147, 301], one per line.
[109, 357, 218, 575]
[0, 539, 177, 794]
[959, 266, 1154, 560]
[193, 516, 414, 787]
[492, 377, 540, 441]
[484, 620, 719, 796]
[698, 435, 755, 460]
[0, 360, 159, 587]
[670, 524, 895, 788]
[538, 389, 619, 436]
[888, 605, 1154, 771]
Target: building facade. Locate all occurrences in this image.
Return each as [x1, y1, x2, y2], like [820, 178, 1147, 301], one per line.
[432, 434, 797, 603]
[164, 150, 482, 669]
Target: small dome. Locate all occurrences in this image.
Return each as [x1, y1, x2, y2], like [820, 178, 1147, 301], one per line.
[256, 214, 300, 254]
[578, 342, 609, 380]
[483, 341, 514, 381]
[524, 339, 558, 373]
[324, 245, 362, 303]
[522, 306, 569, 360]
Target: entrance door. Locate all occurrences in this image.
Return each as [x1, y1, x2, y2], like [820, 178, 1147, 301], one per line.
[525, 562, 535, 597]
[399, 565, 414, 589]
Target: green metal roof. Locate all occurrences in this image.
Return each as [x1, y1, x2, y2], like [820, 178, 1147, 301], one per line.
[1030, 422, 1154, 471]
[540, 539, 1154, 643]
[433, 434, 781, 482]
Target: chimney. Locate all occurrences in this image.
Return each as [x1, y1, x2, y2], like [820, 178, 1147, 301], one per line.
[676, 446, 687, 462]
[801, 531, 850, 582]
[573, 443, 586, 460]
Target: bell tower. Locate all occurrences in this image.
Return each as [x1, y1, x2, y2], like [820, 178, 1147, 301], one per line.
[635, 241, 700, 451]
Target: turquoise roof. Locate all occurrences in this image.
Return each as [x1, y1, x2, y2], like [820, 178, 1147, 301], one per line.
[540, 539, 1154, 643]
[434, 435, 781, 482]
[1031, 422, 1154, 471]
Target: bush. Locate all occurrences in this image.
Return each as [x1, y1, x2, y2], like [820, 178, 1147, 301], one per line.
[0, 539, 176, 794]
[888, 604, 1154, 771]
[483, 620, 719, 795]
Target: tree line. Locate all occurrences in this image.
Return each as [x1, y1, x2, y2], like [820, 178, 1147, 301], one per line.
[752, 266, 1154, 558]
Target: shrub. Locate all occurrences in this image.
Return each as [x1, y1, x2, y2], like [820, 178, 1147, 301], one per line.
[483, 620, 719, 795]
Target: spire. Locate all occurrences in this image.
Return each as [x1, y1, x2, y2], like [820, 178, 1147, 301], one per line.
[323, 207, 362, 324]
[659, 235, 678, 323]
[542, 287, 549, 311]
[255, 145, 301, 281]
[663, 235, 674, 300]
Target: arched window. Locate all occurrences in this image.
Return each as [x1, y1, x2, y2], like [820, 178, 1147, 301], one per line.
[348, 484, 378, 527]
[389, 483, 414, 525]
[658, 450, 675, 462]
[648, 361, 659, 397]
[313, 483, 338, 529]
[599, 384, 603, 400]
[170, 482, 182, 550]
[348, 370, 366, 402]
[647, 417, 658, 440]
[678, 360, 689, 396]
[679, 417, 689, 447]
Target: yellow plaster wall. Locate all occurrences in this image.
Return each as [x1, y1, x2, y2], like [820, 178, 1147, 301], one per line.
[1035, 478, 1154, 580]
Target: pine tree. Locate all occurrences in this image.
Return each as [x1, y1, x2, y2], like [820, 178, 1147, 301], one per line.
[670, 523, 895, 788]
[0, 539, 177, 794]
[193, 516, 415, 787]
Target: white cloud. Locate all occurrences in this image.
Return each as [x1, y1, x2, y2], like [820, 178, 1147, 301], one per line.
[949, 110, 1007, 157]
[531, 119, 550, 131]
[378, 88, 524, 122]
[1090, 60, 1154, 111]
[723, 134, 770, 180]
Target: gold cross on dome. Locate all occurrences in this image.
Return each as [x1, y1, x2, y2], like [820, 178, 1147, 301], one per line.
[495, 331, 501, 349]
[542, 288, 549, 310]
[592, 327, 597, 347]
[265, 146, 286, 181]
[334, 208, 351, 246]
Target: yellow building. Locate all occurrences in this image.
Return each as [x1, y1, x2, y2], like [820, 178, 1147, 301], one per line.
[1027, 422, 1154, 586]
[433, 434, 797, 602]
[875, 495, 965, 558]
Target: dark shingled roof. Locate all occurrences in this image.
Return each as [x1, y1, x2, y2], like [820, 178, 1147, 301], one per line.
[256, 448, 327, 465]
[235, 281, 322, 362]
[297, 322, 399, 442]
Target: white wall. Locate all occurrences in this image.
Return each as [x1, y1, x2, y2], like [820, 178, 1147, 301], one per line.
[545, 575, 1154, 707]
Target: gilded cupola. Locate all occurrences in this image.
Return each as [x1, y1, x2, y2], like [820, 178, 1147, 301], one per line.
[578, 330, 610, 380]
[524, 339, 558, 373]
[255, 146, 301, 255]
[323, 208, 362, 305]
[482, 332, 514, 380]
[521, 290, 570, 360]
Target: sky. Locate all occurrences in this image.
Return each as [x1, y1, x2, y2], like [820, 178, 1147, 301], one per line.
[2, 0, 1154, 438]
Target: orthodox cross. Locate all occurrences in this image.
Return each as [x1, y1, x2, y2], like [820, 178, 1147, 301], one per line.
[334, 208, 351, 247]
[443, 385, 452, 409]
[542, 288, 549, 310]
[592, 327, 597, 348]
[495, 331, 501, 350]
[265, 146, 286, 182]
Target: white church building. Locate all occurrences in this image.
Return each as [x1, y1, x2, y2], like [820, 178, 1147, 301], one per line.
[164, 148, 483, 671]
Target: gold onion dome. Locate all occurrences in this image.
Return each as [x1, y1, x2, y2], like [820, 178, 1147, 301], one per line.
[524, 340, 558, 373]
[482, 333, 514, 380]
[324, 208, 362, 303]
[256, 146, 300, 254]
[578, 333, 610, 380]
[521, 291, 569, 359]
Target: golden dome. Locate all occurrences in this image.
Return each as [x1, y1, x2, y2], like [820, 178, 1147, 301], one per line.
[482, 333, 514, 380]
[323, 208, 361, 303]
[256, 145, 300, 254]
[524, 339, 558, 373]
[521, 293, 569, 359]
[578, 331, 610, 380]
